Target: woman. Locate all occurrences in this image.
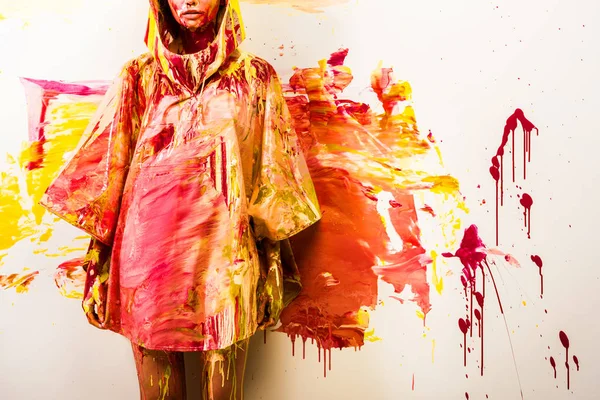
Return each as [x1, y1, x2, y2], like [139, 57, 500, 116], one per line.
[40, 0, 321, 398]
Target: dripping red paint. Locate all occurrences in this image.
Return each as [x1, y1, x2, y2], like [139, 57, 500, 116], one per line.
[531, 255, 543, 297]
[489, 109, 539, 245]
[520, 193, 533, 238]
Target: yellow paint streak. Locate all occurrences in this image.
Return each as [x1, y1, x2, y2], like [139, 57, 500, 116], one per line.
[0, 156, 36, 253]
[416, 310, 425, 320]
[19, 100, 97, 225]
[422, 175, 460, 196]
[430, 251, 444, 295]
[0, 270, 38, 293]
[158, 365, 172, 400]
[230, 0, 246, 39]
[432, 339, 436, 363]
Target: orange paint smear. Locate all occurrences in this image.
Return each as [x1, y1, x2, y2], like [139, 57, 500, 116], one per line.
[0, 271, 39, 293]
[278, 49, 463, 355]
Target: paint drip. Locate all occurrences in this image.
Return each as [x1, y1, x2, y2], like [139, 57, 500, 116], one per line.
[489, 109, 538, 245]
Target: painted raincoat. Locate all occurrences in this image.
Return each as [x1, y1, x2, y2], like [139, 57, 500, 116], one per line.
[40, 0, 321, 351]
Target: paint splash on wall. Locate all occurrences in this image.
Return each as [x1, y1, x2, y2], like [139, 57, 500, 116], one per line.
[10, 51, 548, 394]
[275, 49, 466, 372]
[0, 270, 38, 293]
[489, 109, 539, 245]
[0, 79, 106, 295]
[443, 226, 520, 380]
[548, 331, 579, 390]
[12, 50, 467, 373]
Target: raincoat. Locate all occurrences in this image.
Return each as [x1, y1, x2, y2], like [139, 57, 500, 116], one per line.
[40, 0, 321, 351]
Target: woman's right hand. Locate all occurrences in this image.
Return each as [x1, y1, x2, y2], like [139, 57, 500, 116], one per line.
[81, 238, 111, 329]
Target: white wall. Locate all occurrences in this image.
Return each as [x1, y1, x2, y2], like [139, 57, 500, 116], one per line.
[1, 0, 599, 399]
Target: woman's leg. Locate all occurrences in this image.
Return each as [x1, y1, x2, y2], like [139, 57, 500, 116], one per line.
[200, 339, 250, 400]
[131, 343, 187, 400]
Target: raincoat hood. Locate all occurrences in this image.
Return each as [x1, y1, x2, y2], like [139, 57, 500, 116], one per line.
[145, 0, 246, 92]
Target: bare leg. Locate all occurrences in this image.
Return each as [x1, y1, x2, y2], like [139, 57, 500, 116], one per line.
[131, 343, 187, 400]
[199, 339, 250, 400]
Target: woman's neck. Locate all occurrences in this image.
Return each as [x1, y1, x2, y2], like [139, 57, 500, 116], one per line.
[175, 22, 217, 54]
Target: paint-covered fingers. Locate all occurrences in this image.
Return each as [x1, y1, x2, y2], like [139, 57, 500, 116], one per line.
[82, 276, 108, 328]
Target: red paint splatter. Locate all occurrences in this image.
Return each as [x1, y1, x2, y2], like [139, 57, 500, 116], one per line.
[550, 356, 557, 378]
[559, 331, 570, 390]
[412, 373, 415, 391]
[520, 193, 533, 238]
[0, 271, 39, 292]
[465, 392, 469, 399]
[490, 109, 538, 245]
[420, 205, 436, 217]
[327, 48, 349, 67]
[474, 309, 482, 337]
[427, 130, 436, 143]
[530, 255, 543, 297]
[445, 225, 511, 378]
[459, 318, 469, 366]
[573, 355, 579, 371]
[489, 161, 500, 246]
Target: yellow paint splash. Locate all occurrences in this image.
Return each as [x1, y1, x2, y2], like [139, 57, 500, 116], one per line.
[0, 90, 99, 294]
[0, 156, 36, 254]
[20, 100, 98, 225]
[430, 251, 444, 295]
[364, 328, 382, 343]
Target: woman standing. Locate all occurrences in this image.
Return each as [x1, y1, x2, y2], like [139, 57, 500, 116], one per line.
[41, 0, 321, 398]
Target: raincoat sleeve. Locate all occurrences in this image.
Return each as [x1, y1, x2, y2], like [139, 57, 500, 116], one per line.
[248, 66, 321, 241]
[40, 60, 143, 245]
